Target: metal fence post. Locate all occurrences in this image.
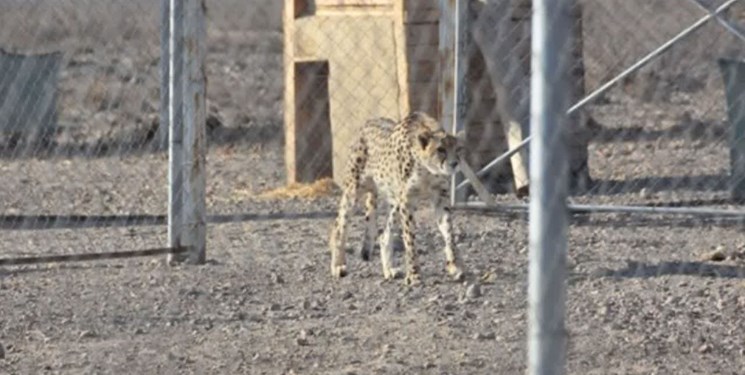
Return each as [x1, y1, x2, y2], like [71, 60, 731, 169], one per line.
[167, 0, 207, 265]
[159, 0, 170, 150]
[439, 0, 469, 205]
[528, 0, 572, 373]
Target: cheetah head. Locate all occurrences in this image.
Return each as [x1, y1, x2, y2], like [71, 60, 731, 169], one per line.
[406, 114, 465, 175]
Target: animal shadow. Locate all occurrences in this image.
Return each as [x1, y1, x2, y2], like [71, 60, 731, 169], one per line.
[597, 259, 745, 279]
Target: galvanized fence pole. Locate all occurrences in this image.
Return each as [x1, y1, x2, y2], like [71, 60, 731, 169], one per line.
[159, 0, 171, 150]
[167, 0, 185, 264]
[167, 0, 207, 264]
[528, 0, 572, 373]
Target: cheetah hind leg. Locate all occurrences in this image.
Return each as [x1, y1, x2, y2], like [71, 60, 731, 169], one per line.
[330, 184, 357, 278]
[360, 190, 377, 261]
[399, 204, 422, 286]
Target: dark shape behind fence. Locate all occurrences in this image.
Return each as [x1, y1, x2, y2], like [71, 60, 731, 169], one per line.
[718, 57, 745, 203]
[0, 48, 62, 148]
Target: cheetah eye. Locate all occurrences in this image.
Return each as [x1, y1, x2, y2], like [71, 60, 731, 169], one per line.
[436, 147, 446, 154]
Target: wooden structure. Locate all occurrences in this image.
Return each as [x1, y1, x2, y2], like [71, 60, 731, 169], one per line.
[283, 0, 591, 193]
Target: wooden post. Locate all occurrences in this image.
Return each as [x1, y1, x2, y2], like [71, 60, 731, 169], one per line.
[166, 0, 207, 264]
[283, 0, 297, 184]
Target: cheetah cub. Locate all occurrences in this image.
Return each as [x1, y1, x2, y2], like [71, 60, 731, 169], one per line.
[329, 111, 466, 285]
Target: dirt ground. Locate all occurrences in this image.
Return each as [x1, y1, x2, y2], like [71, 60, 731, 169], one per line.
[2, 1, 745, 374]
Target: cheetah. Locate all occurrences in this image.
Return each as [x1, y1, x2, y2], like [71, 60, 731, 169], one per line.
[329, 111, 466, 285]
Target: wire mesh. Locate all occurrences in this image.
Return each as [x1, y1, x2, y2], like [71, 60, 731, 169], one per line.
[2, 0, 745, 374]
[0, 1, 168, 262]
[574, 0, 745, 209]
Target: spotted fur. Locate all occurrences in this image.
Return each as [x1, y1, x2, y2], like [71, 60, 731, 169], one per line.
[329, 111, 466, 285]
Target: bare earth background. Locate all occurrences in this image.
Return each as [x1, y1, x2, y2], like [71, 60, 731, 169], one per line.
[2, 0, 745, 374]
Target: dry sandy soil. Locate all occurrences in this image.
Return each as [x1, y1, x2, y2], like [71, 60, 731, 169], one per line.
[2, 0, 745, 374]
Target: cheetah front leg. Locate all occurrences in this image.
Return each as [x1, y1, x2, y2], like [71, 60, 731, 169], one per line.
[435, 189, 465, 281]
[379, 205, 402, 280]
[399, 203, 422, 286]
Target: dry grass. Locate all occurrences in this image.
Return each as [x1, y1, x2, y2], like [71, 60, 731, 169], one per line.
[230, 177, 339, 201]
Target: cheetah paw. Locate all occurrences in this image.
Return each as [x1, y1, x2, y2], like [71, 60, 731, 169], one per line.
[446, 262, 465, 282]
[404, 272, 422, 286]
[331, 265, 348, 278]
[383, 267, 403, 280]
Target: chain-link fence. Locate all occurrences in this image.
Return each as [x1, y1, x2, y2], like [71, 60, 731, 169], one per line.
[0, 1, 169, 260]
[2, 0, 745, 373]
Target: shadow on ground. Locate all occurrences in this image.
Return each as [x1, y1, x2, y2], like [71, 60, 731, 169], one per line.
[596, 259, 745, 279]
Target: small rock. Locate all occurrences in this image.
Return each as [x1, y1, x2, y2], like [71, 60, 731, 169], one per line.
[295, 329, 311, 346]
[443, 303, 458, 312]
[698, 343, 711, 353]
[465, 283, 481, 299]
[702, 248, 727, 262]
[79, 330, 97, 339]
[472, 332, 496, 341]
[597, 304, 610, 316]
[271, 272, 285, 284]
[269, 303, 282, 311]
[341, 335, 357, 343]
[232, 312, 247, 321]
[342, 291, 353, 300]
[301, 300, 312, 310]
[300, 262, 314, 272]
[639, 188, 650, 199]
[133, 328, 145, 335]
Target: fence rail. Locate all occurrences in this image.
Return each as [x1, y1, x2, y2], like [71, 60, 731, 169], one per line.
[0, 246, 189, 267]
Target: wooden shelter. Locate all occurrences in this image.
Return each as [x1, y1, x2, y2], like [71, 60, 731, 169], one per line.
[283, 0, 592, 194]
